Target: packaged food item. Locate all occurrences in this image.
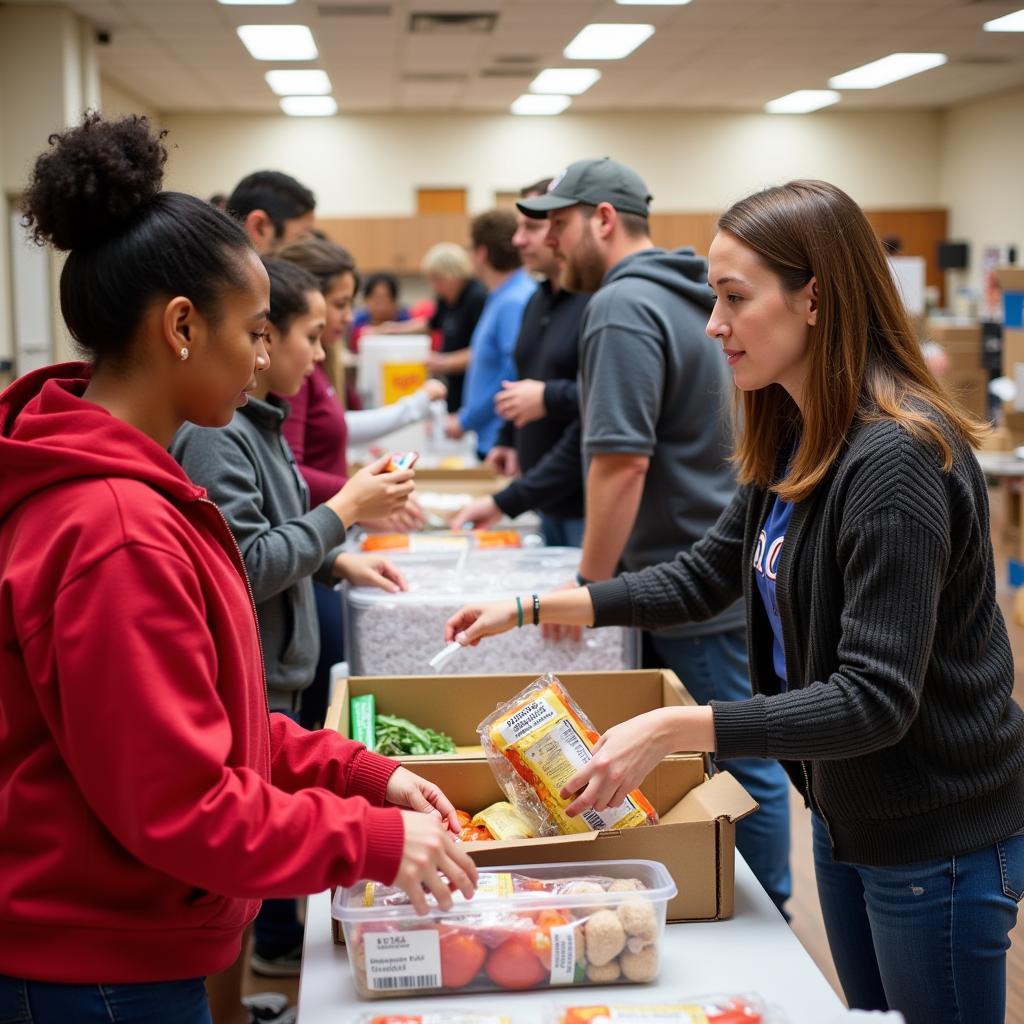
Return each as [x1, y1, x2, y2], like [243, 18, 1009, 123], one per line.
[553, 995, 776, 1023]
[478, 675, 657, 837]
[333, 860, 675, 1000]
[355, 1014, 512, 1024]
[471, 802, 534, 840]
[351, 694, 377, 749]
[386, 451, 420, 472]
[361, 531, 521, 553]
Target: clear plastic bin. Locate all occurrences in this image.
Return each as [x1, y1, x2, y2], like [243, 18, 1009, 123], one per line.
[344, 548, 639, 676]
[333, 859, 676, 1000]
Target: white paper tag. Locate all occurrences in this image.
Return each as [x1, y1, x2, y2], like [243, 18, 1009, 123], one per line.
[363, 930, 441, 991]
[496, 695, 559, 746]
[418, 1016, 510, 1024]
[548, 921, 578, 985]
[605, 1010, 707, 1022]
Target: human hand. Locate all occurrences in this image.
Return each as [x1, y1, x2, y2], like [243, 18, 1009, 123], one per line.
[328, 455, 415, 527]
[395, 810, 478, 915]
[334, 553, 408, 593]
[444, 413, 464, 440]
[426, 351, 448, 375]
[444, 600, 519, 646]
[386, 766, 460, 834]
[484, 445, 519, 478]
[449, 495, 501, 531]
[540, 580, 583, 643]
[419, 378, 448, 403]
[494, 379, 546, 428]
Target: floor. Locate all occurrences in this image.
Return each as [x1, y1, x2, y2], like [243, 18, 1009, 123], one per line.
[241, 483, 1024, 1021]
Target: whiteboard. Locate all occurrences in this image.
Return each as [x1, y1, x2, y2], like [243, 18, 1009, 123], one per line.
[9, 209, 54, 375]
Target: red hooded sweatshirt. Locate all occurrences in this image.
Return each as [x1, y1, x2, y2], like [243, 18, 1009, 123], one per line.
[0, 364, 404, 983]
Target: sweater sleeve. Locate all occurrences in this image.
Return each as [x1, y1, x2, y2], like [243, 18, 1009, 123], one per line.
[713, 448, 952, 761]
[38, 543, 404, 897]
[494, 418, 583, 520]
[283, 375, 347, 507]
[543, 379, 579, 421]
[345, 389, 431, 445]
[174, 428, 346, 605]
[587, 484, 750, 629]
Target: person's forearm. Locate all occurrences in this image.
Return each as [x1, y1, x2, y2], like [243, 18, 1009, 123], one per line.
[578, 454, 649, 580]
[438, 347, 472, 373]
[535, 586, 596, 627]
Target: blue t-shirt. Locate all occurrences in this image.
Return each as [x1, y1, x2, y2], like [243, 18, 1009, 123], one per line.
[753, 493, 793, 690]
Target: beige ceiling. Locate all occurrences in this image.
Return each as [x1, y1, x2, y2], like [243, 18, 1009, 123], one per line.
[18, 0, 1024, 113]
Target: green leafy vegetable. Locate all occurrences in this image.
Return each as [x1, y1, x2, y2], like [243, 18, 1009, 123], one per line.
[373, 713, 458, 756]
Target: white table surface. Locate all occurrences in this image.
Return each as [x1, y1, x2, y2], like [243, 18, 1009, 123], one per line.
[297, 852, 847, 1023]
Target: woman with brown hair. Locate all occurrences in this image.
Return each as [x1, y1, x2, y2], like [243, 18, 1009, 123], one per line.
[445, 179, 1024, 1023]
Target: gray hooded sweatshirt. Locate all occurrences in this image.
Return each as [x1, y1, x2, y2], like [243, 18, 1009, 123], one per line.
[580, 246, 743, 637]
[171, 395, 345, 709]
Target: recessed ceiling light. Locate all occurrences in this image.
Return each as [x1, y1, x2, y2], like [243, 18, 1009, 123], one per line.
[237, 25, 318, 61]
[529, 68, 601, 95]
[511, 94, 572, 116]
[280, 95, 338, 116]
[984, 8, 1024, 31]
[828, 52, 947, 90]
[764, 89, 840, 114]
[265, 69, 332, 95]
[563, 24, 654, 60]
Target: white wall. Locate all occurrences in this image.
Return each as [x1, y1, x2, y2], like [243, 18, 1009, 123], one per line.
[100, 77, 160, 125]
[159, 108, 944, 217]
[940, 87, 1024, 294]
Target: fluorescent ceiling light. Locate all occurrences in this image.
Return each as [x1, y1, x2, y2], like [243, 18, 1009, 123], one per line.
[529, 68, 601, 95]
[265, 69, 331, 95]
[828, 52, 947, 90]
[563, 23, 654, 60]
[237, 25, 318, 61]
[280, 95, 337, 116]
[511, 94, 572, 116]
[764, 89, 840, 114]
[984, 8, 1024, 31]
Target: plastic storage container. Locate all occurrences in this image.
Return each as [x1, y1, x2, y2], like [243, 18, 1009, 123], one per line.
[344, 548, 639, 676]
[333, 859, 676, 1000]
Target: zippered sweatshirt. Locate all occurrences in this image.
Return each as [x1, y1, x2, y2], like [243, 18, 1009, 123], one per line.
[0, 364, 404, 984]
[588, 416, 1024, 865]
[171, 394, 345, 709]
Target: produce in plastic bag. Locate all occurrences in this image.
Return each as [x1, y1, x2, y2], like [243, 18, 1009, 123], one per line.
[335, 860, 675, 999]
[478, 674, 657, 836]
[553, 994, 779, 1023]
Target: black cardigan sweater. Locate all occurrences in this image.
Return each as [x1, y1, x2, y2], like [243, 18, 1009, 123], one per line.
[589, 417, 1024, 866]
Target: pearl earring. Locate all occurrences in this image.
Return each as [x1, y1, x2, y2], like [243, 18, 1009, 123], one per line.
[179, 347, 189, 361]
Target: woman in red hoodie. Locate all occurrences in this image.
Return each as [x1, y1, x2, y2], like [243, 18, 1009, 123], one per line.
[0, 114, 476, 1023]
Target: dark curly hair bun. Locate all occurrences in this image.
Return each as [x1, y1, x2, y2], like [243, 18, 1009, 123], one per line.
[23, 111, 166, 253]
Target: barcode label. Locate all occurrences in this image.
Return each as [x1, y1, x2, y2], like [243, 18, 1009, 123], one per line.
[582, 809, 607, 830]
[364, 930, 442, 991]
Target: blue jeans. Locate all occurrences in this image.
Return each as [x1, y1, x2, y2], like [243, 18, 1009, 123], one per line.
[300, 582, 344, 731]
[643, 628, 792, 914]
[0, 975, 210, 1023]
[540, 514, 585, 548]
[812, 814, 1024, 1024]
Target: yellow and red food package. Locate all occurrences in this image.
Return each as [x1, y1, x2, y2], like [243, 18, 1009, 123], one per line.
[478, 674, 657, 837]
[361, 530, 521, 553]
[556, 997, 768, 1023]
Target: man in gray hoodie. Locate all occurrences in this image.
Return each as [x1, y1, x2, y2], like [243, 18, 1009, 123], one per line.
[518, 158, 792, 913]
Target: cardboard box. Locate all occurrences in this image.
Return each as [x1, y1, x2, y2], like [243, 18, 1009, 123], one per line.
[1003, 329, 1024, 382]
[944, 367, 989, 420]
[925, 320, 982, 373]
[327, 671, 758, 935]
[996, 268, 1024, 330]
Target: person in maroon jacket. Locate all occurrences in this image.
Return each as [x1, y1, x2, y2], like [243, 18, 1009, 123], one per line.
[0, 113, 475, 1024]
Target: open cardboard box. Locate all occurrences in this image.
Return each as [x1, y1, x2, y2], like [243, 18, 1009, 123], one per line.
[327, 671, 758, 937]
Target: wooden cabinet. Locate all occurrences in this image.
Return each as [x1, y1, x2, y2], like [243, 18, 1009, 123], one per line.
[318, 214, 470, 274]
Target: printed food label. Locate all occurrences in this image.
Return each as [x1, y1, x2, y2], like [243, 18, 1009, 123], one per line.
[364, 930, 441, 991]
[549, 921, 579, 985]
[495, 694, 559, 747]
[523, 718, 640, 831]
[604, 1009, 708, 1023]
[452, 871, 514, 904]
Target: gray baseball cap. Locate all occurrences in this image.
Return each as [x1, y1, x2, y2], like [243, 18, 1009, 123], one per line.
[516, 157, 652, 219]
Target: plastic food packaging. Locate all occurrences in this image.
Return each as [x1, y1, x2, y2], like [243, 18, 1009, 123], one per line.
[470, 802, 535, 840]
[355, 1014, 512, 1024]
[344, 549, 638, 676]
[478, 674, 657, 837]
[551, 994, 780, 1023]
[386, 451, 420, 472]
[333, 860, 675, 1000]
[361, 531, 521, 553]
[351, 693, 376, 748]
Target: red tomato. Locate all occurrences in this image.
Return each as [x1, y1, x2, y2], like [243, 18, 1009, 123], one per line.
[485, 933, 547, 990]
[440, 931, 487, 988]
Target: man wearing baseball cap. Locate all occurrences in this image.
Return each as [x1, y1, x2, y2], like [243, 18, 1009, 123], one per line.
[518, 157, 792, 914]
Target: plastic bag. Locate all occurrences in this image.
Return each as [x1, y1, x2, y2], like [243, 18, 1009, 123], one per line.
[553, 994, 780, 1023]
[354, 1014, 513, 1024]
[478, 674, 657, 837]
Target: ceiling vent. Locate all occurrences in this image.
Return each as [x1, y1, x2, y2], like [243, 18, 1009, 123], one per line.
[493, 54, 538, 65]
[480, 68, 534, 79]
[409, 12, 498, 34]
[401, 72, 470, 83]
[953, 55, 1013, 65]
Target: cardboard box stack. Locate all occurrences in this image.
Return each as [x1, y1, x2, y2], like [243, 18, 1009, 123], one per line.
[997, 269, 1024, 446]
[926, 319, 990, 423]
[327, 669, 757, 938]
